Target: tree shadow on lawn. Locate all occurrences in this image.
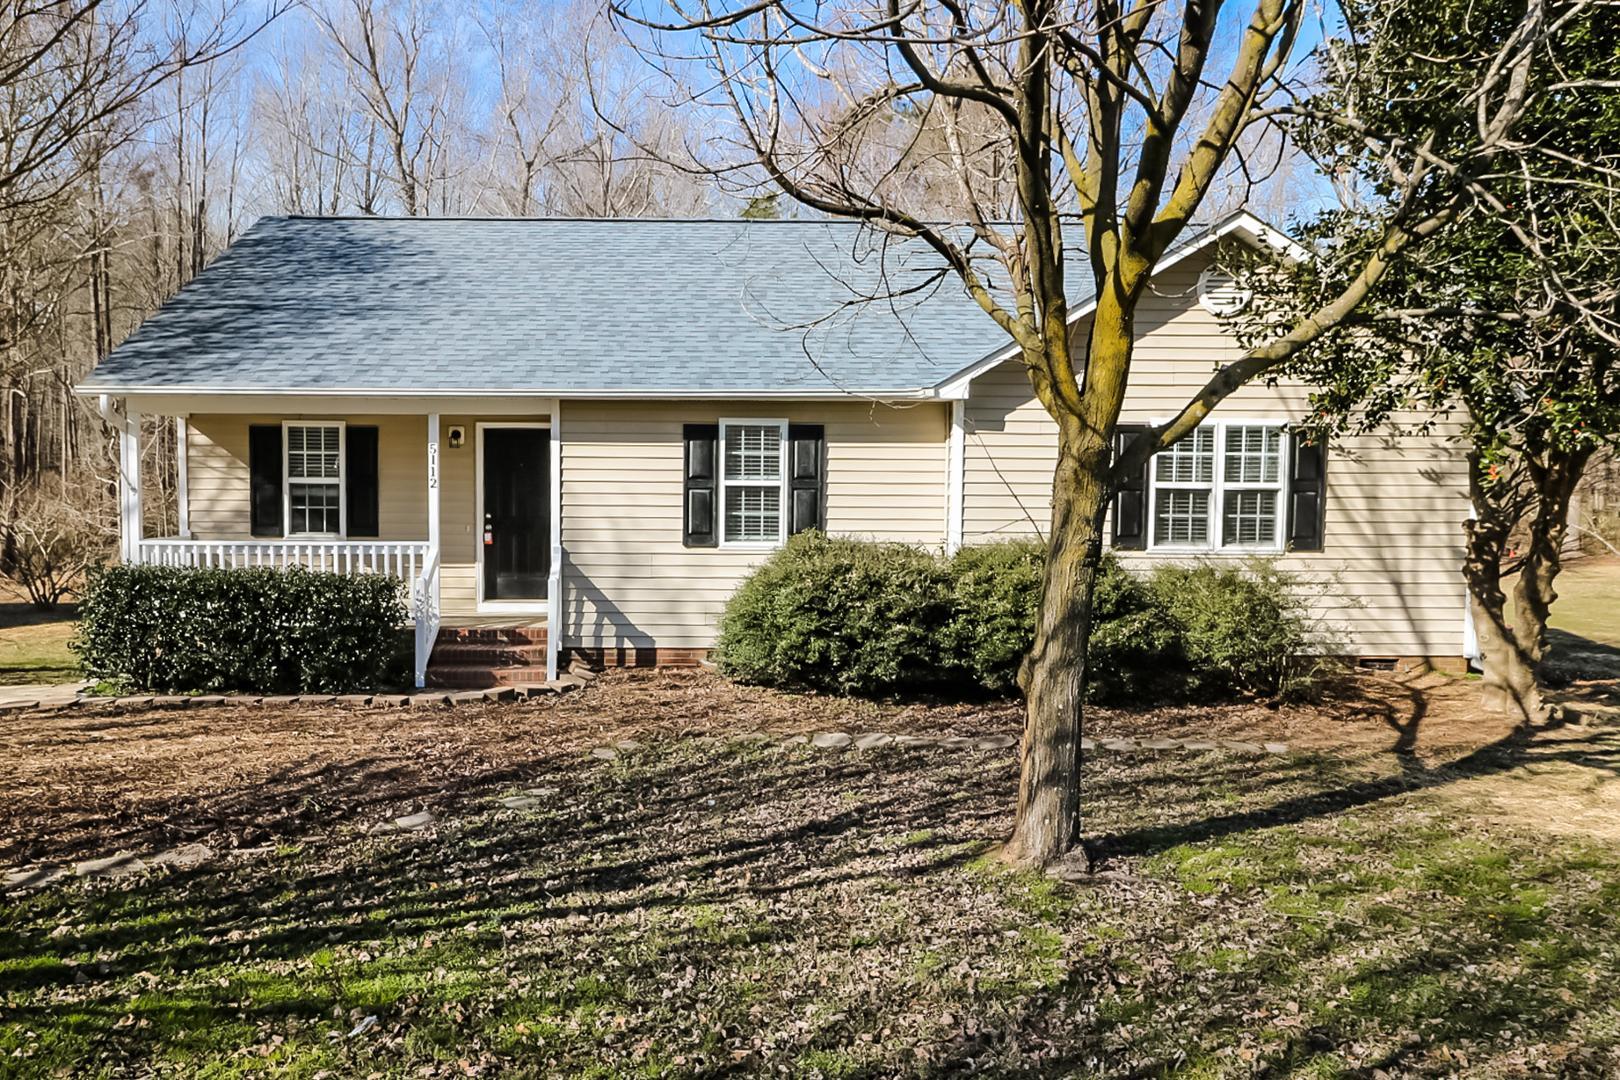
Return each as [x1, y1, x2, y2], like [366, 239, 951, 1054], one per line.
[1089, 722, 1620, 864]
[5, 735, 1620, 1076]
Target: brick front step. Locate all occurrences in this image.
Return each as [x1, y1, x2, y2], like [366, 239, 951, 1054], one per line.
[435, 626, 548, 647]
[424, 663, 556, 689]
[429, 643, 547, 666]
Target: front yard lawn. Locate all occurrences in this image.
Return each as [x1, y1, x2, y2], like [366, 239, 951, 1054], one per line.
[0, 594, 78, 686]
[2, 672, 1618, 1077]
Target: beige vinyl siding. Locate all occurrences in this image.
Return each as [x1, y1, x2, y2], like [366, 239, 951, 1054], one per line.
[187, 415, 429, 540]
[560, 400, 948, 650]
[961, 253, 1470, 658]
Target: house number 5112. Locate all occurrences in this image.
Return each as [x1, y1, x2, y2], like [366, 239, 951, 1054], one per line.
[428, 444, 439, 489]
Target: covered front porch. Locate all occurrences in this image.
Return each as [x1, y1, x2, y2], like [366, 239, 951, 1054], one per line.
[101, 394, 564, 688]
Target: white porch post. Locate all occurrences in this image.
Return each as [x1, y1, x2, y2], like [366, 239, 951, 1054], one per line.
[175, 415, 191, 539]
[946, 399, 965, 554]
[118, 402, 143, 564]
[427, 413, 441, 567]
[546, 403, 562, 682]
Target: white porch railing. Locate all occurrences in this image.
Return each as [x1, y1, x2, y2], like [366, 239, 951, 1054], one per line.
[137, 538, 430, 580]
[133, 538, 441, 688]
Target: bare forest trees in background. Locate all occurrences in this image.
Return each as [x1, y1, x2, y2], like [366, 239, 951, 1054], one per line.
[1, 0, 714, 603]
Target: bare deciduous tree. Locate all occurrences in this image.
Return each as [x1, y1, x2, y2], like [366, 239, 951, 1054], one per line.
[615, 0, 1566, 866]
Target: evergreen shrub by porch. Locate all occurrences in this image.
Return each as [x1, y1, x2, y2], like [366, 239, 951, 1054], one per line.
[715, 531, 952, 695]
[717, 534, 1318, 701]
[74, 565, 409, 694]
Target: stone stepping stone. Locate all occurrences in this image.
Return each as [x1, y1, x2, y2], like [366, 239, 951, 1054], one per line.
[892, 734, 940, 747]
[150, 843, 214, 870]
[590, 746, 619, 760]
[1140, 738, 1183, 750]
[811, 732, 853, 749]
[3, 865, 66, 892]
[522, 786, 560, 797]
[500, 796, 542, 810]
[394, 811, 436, 831]
[1220, 740, 1265, 753]
[75, 852, 147, 880]
[853, 733, 893, 750]
[974, 735, 1017, 751]
[1264, 742, 1290, 754]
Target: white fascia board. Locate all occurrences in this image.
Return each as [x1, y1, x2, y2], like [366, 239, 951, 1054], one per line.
[933, 210, 1310, 399]
[73, 384, 944, 402]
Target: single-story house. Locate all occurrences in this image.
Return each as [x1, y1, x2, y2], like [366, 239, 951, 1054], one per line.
[76, 211, 1475, 689]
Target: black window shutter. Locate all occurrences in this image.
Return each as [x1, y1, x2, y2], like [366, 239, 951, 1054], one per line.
[787, 424, 825, 535]
[1286, 432, 1327, 551]
[248, 424, 283, 537]
[1111, 423, 1149, 550]
[346, 425, 380, 537]
[683, 424, 718, 547]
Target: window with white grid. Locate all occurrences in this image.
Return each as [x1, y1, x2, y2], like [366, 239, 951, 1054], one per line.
[1220, 425, 1284, 547]
[285, 422, 344, 536]
[1145, 421, 1287, 552]
[1152, 427, 1214, 546]
[721, 421, 785, 546]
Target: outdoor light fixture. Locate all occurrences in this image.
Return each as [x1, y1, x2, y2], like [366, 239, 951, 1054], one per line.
[448, 425, 466, 449]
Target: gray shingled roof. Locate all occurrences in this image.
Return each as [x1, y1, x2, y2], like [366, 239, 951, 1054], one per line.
[81, 216, 1090, 396]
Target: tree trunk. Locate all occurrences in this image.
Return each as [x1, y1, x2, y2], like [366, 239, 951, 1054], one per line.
[1463, 452, 1545, 725]
[1513, 449, 1590, 669]
[1003, 412, 1112, 867]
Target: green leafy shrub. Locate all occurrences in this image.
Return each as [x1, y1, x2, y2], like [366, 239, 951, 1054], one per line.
[941, 540, 1044, 693]
[716, 531, 952, 695]
[717, 533, 1321, 702]
[1085, 557, 1187, 703]
[1148, 561, 1322, 698]
[73, 565, 409, 694]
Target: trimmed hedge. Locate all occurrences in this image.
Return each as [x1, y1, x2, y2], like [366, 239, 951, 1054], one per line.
[716, 532, 952, 695]
[73, 565, 410, 694]
[716, 533, 1320, 702]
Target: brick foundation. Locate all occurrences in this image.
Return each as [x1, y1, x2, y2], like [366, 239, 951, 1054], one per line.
[1351, 655, 1469, 675]
[563, 646, 711, 669]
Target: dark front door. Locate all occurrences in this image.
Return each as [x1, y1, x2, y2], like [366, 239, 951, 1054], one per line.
[483, 427, 550, 601]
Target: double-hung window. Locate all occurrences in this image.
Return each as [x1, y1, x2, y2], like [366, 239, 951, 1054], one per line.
[719, 419, 787, 547]
[284, 421, 345, 536]
[1152, 427, 1216, 546]
[1220, 425, 1285, 547]
[1147, 421, 1287, 552]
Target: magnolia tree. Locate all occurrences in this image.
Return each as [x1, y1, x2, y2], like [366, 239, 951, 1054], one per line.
[1245, 0, 1620, 724]
[613, 0, 1566, 866]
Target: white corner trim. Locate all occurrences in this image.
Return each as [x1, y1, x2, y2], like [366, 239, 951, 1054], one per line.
[175, 416, 191, 539]
[946, 400, 965, 553]
[546, 404, 563, 682]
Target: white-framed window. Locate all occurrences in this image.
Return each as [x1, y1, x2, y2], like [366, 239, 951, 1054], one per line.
[719, 418, 787, 548]
[1148, 420, 1287, 552]
[283, 421, 345, 537]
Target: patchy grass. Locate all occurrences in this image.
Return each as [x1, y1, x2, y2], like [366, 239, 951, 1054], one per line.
[1550, 555, 1620, 650]
[0, 599, 79, 686]
[3, 702, 1619, 1077]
